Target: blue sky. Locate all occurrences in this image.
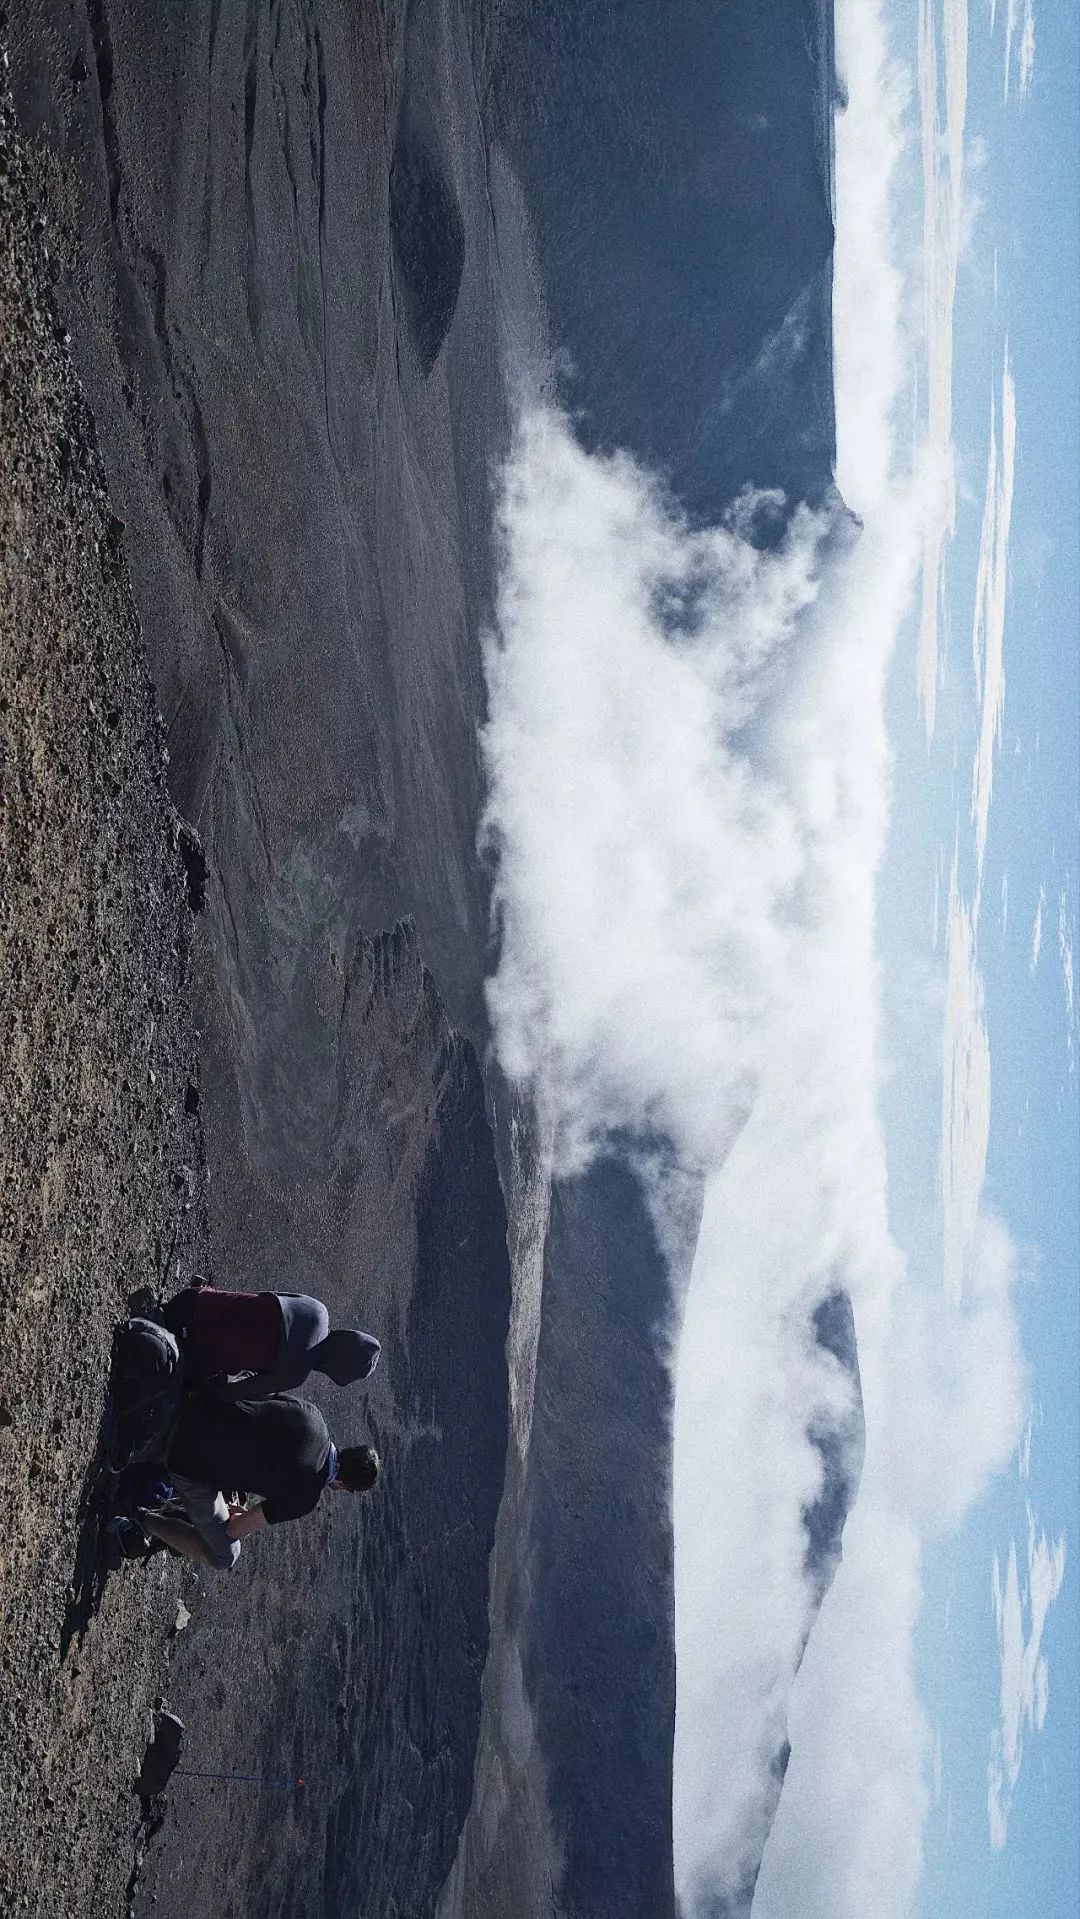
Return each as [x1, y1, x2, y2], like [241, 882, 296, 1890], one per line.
[875, 1, 1078, 1912]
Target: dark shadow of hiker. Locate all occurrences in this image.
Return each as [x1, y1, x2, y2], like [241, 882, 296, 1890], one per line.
[59, 1401, 114, 1662]
[62, 1291, 179, 1659]
[126, 1797, 167, 1919]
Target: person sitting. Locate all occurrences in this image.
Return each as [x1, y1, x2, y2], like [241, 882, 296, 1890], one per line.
[141, 1390, 379, 1571]
[159, 1284, 380, 1400]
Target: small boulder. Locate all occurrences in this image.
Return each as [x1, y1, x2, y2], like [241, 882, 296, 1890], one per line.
[133, 1710, 185, 1798]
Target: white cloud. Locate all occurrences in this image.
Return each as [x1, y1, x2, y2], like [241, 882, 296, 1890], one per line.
[834, 1, 910, 513]
[970, 350, 1017, 917]
[1028, 886, 1045, 971]
[1004, 0, 1037, 102]
[915, 0, 970, 739]
[756, 1213, 1026, 1918]
[988, 1513, 1066, 1846]
[940, 856, 992, 1303]
[1018, 1, 1036, 95]
[482, 416, 837, 1173]
[932, 850, 945, 950]
[1003, 0, 1018, 99]
[1059, 887, 1076, 1072]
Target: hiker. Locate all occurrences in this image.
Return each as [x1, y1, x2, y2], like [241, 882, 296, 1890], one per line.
[140, 1391, 379, 1571]
[159, 1284, 381, 1401]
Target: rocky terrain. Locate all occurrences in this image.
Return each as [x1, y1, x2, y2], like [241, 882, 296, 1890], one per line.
[5, 6, 517, 1913]
[0, 88, 210, 1918]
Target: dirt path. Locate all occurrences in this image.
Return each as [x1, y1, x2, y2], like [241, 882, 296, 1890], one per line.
[0, 88, 209, 1918]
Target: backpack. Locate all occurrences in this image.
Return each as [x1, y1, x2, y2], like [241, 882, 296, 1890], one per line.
[109, 1317, 186, 1467]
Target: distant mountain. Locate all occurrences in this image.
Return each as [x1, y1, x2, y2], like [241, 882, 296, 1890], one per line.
[525, 1159, 682, 1919]
[498, 0, 837, 515]
[805, 1289, 866, 1601]
[699, 1289, 865, 1919]
[523, 1167, 863, 1919]
[487, 4, 853, 1916]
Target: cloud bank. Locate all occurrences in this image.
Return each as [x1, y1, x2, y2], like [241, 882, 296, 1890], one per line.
[934, 345, 1018, 1304]
[915, 0, 970, 738]
[757, 1214, 1024, 1918]
[1058, 886, 1076, 1074]
[1028, 886, 1045, 972]
[481, 377, 931, 1914]
[483, 418, 831, 1177]
[1004, 0, 1037, 103]
[479, 1, 1029, 1913]
[940, 857, 992, 1303]
[483, 400, 943, 1919]
[988, 1514, 1066, 1846]
[970, 348, 1016, 917]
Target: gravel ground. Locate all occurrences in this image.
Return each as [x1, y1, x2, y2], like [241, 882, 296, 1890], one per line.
[0, 86, 209, 1918]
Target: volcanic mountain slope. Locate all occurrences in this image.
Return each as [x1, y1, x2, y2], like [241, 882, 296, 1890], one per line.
[10, 3, 515, 1913]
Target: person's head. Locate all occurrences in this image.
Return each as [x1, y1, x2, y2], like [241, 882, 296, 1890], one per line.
[332, 1444, 380, 1494]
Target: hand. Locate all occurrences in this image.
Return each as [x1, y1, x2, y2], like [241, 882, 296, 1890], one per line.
[225, 1505, 268, 1542]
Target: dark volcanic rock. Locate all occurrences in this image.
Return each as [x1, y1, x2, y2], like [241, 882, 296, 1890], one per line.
[389, 0, 469, 376]
[133, 1711, 185, 1799]
[804, 1288, 865, 1596]
[340, 1033, 512, 1910]
[175, 823, 207, 916]
[525, 1159, 679, 1919]
[391, 121, 466, 374]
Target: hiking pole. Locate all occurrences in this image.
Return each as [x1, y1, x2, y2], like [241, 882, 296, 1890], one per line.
[172, 1767, 306, 1791]
[159, 1211, 182, 1293]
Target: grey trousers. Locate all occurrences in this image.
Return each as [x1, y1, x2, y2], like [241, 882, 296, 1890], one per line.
[170, 1472, 241, 1571]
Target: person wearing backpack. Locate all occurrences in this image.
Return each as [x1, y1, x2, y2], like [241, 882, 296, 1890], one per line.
[140, 1391, 380, 1571]
[159, 1284, 381, 1401]
[109, 1315, 187, 1467]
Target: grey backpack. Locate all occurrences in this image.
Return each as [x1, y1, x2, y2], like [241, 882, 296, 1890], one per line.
[110, 1317, 186, 1466]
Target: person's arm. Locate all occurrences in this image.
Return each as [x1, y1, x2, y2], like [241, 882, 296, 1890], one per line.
[199, 1365, 289, 1403]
